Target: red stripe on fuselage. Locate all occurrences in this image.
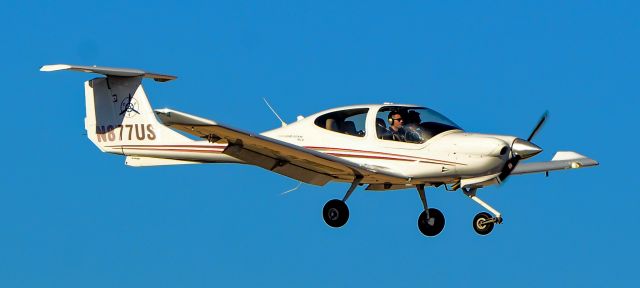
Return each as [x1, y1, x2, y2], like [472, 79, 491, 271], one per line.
[326, 153, 416, 162]
[306, 146, 464, 166]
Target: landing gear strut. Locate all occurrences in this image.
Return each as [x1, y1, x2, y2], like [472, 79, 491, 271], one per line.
[464, 188, 503, 235]
[416, 184, 445, 237]
[322, 176, 362, 228]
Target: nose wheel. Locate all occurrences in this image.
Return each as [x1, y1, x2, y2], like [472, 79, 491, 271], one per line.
[464, 188, 503, 235]
[473, 212, 497, 235]
[323, 199, 349, 227]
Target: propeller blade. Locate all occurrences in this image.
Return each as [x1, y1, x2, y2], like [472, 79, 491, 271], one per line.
[527, 111, 549, 142]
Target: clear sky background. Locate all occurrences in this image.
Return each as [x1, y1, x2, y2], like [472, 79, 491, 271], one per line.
[1, 1, 637, 287]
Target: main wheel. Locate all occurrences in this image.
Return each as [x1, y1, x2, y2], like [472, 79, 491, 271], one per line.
[323, 199, 349, 228]
[417, 208, 445, 237]
[473, 212, 494, 235]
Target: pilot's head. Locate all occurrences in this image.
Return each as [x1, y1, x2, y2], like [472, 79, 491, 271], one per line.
[388, 111, 404, 130]
[407, 110, 421, 124]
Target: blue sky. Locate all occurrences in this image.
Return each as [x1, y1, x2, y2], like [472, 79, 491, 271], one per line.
[1, 1, 637, 287]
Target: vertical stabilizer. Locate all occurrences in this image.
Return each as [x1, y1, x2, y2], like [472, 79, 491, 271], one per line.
[84, 76, 191, 154]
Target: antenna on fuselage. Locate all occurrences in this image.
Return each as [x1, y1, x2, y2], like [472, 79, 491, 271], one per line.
[280, 181, 303, 196]
[262, 98, 287, 127]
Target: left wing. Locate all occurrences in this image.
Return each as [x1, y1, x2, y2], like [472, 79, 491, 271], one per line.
[511, 151, 598, 175]
[153, 108, 410, 186]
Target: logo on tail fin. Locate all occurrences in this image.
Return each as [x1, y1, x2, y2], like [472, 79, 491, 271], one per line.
[120, 94, 140, 118]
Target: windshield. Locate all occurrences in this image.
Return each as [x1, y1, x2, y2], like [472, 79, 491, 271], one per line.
[376, 106, 462, 144]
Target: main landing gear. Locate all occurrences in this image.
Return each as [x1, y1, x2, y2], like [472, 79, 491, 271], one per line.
[464, 188, 503, 236]
[416, 184, 445, 237]
[322, 182, 447, 237]
[322, 177, 362, 228]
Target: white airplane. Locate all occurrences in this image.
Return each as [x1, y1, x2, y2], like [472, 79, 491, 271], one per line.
[41, 64, 598, 236]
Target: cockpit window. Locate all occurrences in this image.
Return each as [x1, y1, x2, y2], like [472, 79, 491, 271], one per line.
[376, 106, 461, 144]
[314, 108, 368, 137]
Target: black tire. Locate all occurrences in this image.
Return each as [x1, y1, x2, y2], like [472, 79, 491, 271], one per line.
[473, 212, 494, 235]
[323, 199, 349, 228]
[417, 208, 445, 237]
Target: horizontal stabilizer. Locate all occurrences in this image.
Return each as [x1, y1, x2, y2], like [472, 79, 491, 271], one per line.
[40, 64, 176, 82]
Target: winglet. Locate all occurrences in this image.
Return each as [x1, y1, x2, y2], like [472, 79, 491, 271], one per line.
[40, 64, 177, 82]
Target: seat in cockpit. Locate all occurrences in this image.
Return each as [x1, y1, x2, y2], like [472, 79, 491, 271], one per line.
[342, 121, 357, 135]
[376, 118, 391, 140]
[325, 118, 339, 132]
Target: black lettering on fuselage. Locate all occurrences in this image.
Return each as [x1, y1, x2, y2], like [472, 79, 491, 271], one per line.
[135, 124, 145, 140]
[94, 124, 157, 142]
[107, 125, 115, 141]
[146, 124, 156, 140]
[96, 126, 107, 142]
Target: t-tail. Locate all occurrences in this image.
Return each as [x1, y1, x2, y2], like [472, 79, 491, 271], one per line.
[41, 64, 237, 166]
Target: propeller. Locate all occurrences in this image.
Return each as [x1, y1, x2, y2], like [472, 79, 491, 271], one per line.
[527, 111, 548, 142]
[498, 111, 548, 182]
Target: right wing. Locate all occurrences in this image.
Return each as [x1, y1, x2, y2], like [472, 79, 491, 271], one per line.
[154, 108, 410, 186]
[511, 151, 598, 175]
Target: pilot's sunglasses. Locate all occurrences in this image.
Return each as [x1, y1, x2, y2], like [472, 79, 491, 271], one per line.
[393, 118, 403, 122]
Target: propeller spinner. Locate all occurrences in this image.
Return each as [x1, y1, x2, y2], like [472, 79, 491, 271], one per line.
[499, 111, 548, 182]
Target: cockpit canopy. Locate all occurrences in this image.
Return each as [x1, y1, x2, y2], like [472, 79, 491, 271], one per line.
[312, 105, 461, 144]
[376, 106, 461, 144]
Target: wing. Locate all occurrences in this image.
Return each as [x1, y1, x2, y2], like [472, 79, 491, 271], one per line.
[511, 151, 598, 175]
[153, 108, 410, 186]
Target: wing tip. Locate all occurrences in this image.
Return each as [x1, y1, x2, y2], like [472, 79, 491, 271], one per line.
[40, 64, 71, 72]
[552, 151, 586, 161]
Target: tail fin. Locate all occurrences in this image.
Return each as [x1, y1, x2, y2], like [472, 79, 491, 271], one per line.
[41, 64, 193, 154]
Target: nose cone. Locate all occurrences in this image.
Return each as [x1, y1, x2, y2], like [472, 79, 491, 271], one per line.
[511, 138, 542, 159]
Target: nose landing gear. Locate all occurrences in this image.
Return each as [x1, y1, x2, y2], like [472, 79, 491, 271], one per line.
[464, 188, 503, 236]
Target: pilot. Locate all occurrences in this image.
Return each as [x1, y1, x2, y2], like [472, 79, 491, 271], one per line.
[388, 111, 405, 141]
[406, 110, 422, 125]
